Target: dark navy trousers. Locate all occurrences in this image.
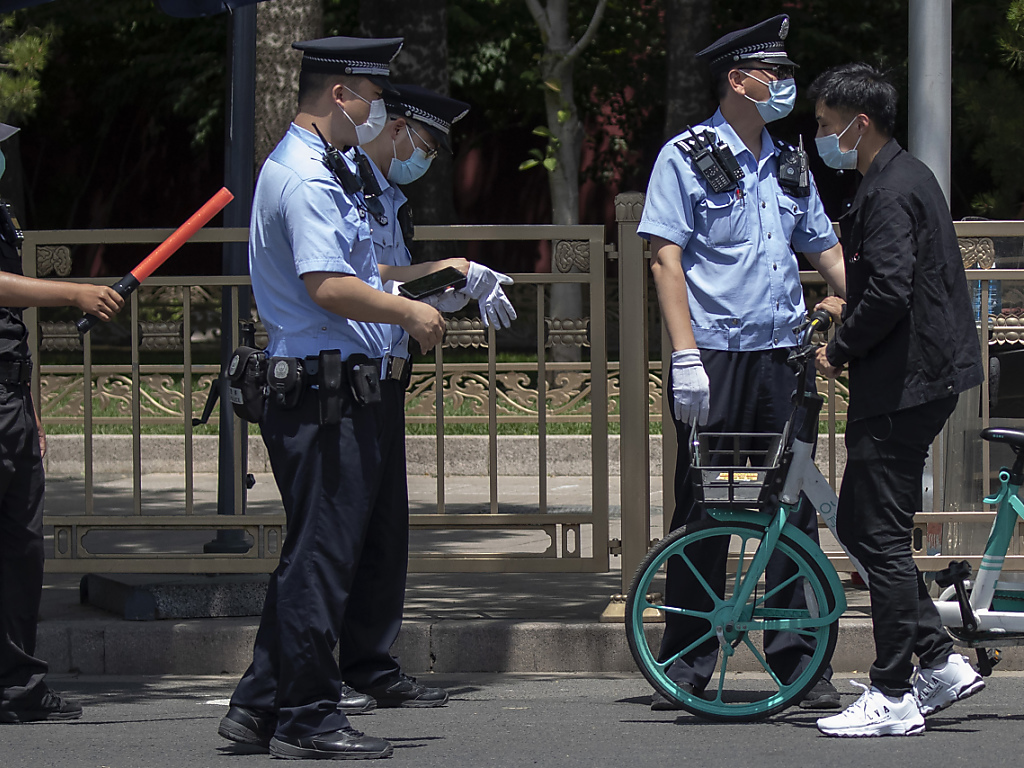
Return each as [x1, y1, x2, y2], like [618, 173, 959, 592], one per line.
[231, 379, 408, 739]
[0, 384, 47, 709]
[660, 348, 831, 689]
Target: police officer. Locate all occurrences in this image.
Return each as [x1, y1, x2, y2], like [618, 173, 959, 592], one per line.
[356, 83, 516, 358]
[637, 15, 847, 710]
[0, 123, 124, 723]
[217, 37, 451, 760]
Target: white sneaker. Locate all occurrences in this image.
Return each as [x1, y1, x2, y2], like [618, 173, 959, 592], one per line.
[816, 681, 925, 737]
[913, 653, 985, 716]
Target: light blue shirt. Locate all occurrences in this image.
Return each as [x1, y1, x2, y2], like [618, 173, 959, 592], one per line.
[249, 123, 390, 360]
[361, 151, 412, 361]
[638, 109, 839, 351]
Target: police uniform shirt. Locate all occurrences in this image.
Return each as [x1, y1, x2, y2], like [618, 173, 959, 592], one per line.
[0, 207, 29, 361]
[638, 109, 838, 351]
[249, 123, 389, 360]
[359, 150, 412, 361]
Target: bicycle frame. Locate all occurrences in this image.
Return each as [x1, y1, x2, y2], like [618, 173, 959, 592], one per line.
[935, 469, 1024, 636]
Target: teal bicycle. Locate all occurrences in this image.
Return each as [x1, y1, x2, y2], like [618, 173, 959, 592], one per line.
[625, 311, 862, 721]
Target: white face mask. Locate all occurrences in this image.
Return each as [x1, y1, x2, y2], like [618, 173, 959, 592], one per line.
[815, 116, 862, 170]
[339, 84, 387, 145]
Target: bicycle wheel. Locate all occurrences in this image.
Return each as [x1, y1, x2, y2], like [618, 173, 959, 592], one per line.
[625, 518, 839, 721]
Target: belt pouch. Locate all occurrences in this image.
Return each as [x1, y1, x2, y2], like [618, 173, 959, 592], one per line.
[227, 346, 268, 422]
[345, 353, 381, 406]
[318, 349, 344, 425]
[268, 357, 305, 409]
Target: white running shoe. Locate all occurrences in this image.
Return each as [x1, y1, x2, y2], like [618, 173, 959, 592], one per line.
[913, 653, 985, 716]
[816, 681, 925, 737]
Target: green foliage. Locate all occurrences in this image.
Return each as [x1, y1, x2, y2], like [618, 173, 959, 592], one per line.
[0, 15, 53, 122]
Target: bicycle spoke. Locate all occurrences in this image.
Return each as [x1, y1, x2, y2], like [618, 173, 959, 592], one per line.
[675, 548, 722, 607]
[710, 648, 730, 704]
[651, 604, 714, 620]
[755, 571, 802, 608]
[659, 627, 718, 669]
[741, 635, 784, 688]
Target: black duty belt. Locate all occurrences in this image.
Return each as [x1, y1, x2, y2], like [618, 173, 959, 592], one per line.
[301, 355, 409, 386]
[0, 359, 32, 385]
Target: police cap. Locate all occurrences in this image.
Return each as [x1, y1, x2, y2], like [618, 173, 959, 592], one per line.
[696, 14, 796, 76]
[292, 36, 404, 94]
[0, 123, 18, 143]
[384, 84, 470, 154]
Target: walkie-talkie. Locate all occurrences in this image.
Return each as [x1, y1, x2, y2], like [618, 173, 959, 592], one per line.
[312, 123, 363, 196]
[778, 135, 811, 197]
[678, 127, 735, 194]
[352, 150, 389, 226]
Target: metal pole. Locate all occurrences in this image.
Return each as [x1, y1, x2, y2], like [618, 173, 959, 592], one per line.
[206, 5, 256, 554]
[908, 0, 952, 207]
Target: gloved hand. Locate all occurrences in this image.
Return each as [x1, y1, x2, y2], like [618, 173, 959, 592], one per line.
[670, 349, 710, 426]
[423, 287, 471, 313]
[463, 262, 517, 329]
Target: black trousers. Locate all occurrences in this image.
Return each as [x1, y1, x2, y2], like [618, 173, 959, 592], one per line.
[660, 348, 829, 689]
[0, 384, 47, 708]
[836, 395, 957, 697]
[231, 380, 409, 739]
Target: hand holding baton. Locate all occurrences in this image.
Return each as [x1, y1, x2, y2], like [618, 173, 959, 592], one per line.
[76, 187, 235, 334]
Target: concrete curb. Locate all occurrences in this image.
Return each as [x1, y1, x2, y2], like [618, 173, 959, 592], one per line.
[33, 616, 991, 677]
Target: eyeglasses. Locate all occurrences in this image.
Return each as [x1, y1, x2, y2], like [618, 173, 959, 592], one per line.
[407, 124, 439, 160]
[746, 65, 795, 80]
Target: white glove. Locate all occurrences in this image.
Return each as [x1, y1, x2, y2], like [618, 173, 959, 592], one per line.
[423, 287, 471, 313]
[670, 349, 710, 426]
[463, 262, 517, 329]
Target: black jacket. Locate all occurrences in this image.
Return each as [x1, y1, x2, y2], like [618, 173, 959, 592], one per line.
[825, 139, 983, 421]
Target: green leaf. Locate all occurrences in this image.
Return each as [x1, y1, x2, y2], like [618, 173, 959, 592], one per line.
[542, 157, 557, 172]
[532, 125, 552, 137]
[518, 159, 540, 171]
[543, 79, 561, 93]
[556, 109, 571, 124]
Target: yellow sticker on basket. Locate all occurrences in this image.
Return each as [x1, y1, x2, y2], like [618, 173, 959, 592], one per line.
[714, 471, 760, 482]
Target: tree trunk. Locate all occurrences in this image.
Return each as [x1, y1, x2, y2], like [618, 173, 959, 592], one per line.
[526, 0, 607, 361]
[254, 0, 322, 171]
[360, 0, 455, 263]
[663, 0, 713, 140]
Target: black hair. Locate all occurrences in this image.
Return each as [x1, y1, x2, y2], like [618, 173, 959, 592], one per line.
[296, 71, 361, 111]
[808, 63, 898, 137]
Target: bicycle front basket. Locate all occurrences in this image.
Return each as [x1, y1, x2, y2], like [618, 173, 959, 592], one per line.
[690, 431, 784, 509]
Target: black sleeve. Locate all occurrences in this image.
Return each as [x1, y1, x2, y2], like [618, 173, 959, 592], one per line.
[826, 188, 915, 367]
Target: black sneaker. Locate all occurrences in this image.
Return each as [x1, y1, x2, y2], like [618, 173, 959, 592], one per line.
[650, 683, 701, 711]
[0, 689, 83, 723]
[269, 726, 393, 760]
[217, 705, 275, 749]
[798, 678, 841, 709]
[359, 673, 448, 708]
[339, 685, 377, 715]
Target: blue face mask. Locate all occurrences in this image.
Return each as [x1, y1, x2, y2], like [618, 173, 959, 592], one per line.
[744, 74, 797, 123]
[815, 116, 861, 170]
[387, 126, 435, 185]
[0, 148, 7, 181]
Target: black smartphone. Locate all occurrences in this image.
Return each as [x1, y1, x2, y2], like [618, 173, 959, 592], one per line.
[398, 266, 468, 301]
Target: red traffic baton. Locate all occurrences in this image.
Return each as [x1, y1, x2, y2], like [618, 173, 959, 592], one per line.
[76, 187, 235, 334]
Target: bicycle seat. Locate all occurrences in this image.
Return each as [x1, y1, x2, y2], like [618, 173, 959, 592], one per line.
[980, 428, 1024, 453]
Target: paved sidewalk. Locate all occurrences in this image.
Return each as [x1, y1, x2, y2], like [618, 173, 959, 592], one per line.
[32, 472, 1004, 678]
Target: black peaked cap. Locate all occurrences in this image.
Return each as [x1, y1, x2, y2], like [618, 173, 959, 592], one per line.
[292, 36, 404, 94]
[384, 84, 470, 154]
[696, 14, 796, 76]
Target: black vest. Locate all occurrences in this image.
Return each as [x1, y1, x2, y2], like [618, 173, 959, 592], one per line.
[0, 204, 30, 361]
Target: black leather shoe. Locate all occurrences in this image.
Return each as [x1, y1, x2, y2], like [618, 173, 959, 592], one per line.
[359, 673, 448, 708]
[269, 727, 393, 760]
[339, 685, 376, 715]
[798, 678, 841, 709]
[0, 688, 83, 723]
[218, 706, 275, 749]
[650, 683, 702, 711]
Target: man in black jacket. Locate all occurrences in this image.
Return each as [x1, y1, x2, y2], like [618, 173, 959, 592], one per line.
[809, 63, 985, 738]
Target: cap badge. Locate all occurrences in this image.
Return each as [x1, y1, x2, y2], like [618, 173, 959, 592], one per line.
[779, 18, 790, 40]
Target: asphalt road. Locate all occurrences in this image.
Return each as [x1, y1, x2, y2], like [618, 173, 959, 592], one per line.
[3, 671, 1022, 768]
